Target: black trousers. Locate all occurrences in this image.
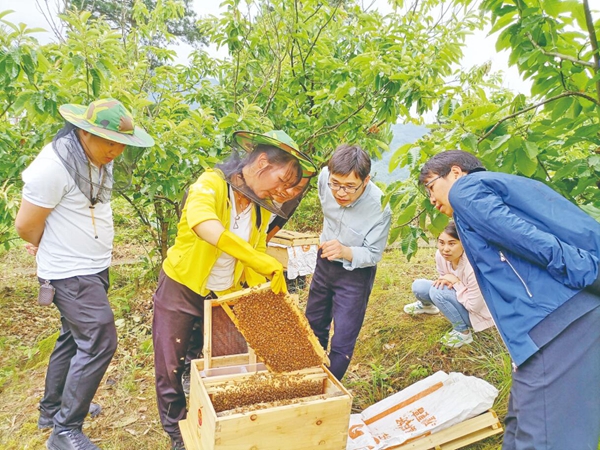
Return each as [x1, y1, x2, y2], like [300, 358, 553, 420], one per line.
[152, 270, 246, 438]
[39, 268, 117, 432]
[305, 253, 376, 380]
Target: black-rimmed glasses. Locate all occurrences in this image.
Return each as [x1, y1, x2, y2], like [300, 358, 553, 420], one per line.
[327, 180, 364, 194]
[421, 175, 442, 198]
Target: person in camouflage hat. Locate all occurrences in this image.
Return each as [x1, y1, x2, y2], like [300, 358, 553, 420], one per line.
[15, 98, 153, 450]
[58, 98, 154, 148]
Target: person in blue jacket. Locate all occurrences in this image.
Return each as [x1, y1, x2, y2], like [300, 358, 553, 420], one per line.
[419, 150, 600, 450]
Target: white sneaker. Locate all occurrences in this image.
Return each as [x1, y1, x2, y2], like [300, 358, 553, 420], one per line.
[440, 330, 473, 348]
[404, 301, 440, 315]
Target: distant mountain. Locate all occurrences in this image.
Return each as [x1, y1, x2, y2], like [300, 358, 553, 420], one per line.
[371, 123, 429, 184]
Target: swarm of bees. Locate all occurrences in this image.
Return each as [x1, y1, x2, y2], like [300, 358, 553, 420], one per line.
[205, 289, 331, 413]
[210, 373, 324, 414]
[232, 290, 324, 372]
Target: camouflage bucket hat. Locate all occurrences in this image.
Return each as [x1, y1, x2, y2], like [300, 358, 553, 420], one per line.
[233, 129, 317, 178]
[59, 98, 155, 148]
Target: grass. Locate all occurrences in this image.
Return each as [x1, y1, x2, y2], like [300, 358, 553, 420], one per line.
[343, 247, 507, 449]
[0, 243, 167, 450]
[0, 227, 511, 449]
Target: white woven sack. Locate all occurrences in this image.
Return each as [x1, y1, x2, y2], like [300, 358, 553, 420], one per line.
[347, 371, 498, 450]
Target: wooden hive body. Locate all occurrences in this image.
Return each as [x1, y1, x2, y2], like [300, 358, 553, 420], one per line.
[179, 284, 352, 450]
[266, 230, 319, 269]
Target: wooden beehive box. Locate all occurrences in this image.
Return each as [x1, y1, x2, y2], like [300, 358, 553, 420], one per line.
[179, 284, 352, 450]
[266, 230, 319, 269]
[391, 410, 503, 450]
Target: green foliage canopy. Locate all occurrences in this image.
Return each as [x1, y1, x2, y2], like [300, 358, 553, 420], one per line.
[66, 0, 206, 47]
[390, 0, 600, 259]
[1, 0, 481, 259]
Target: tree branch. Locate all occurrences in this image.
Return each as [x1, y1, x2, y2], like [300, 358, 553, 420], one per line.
[537, 155, 553, 182]
[38, 0, 66, 43]
[478, 91, 600, 143]
[304, 98, 369, 144]
[526, 32, 594, 68]
[302, 4, 322, 23]
[582, 0, 600, 102]
[118, 191, 159, 255]
[303, 83, 390, 145]
[0, 100, 15, 120]
[302, 3, 339, 67]
[250, 8, 282, 108]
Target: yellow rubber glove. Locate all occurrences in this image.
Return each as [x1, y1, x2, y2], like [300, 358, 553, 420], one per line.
[216, 230, 288, 294]
[269, 270, 287, 295]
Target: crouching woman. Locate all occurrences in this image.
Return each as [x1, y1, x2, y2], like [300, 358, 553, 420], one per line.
[404, 222, 494, 348]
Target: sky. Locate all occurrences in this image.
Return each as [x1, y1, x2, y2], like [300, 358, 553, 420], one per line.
[3, 0, 531, 107]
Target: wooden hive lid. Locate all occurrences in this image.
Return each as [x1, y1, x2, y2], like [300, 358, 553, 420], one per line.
[214, 284, 330, 373]
[269, 229, 320, 247]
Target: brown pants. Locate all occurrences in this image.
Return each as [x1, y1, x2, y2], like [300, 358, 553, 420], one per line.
[152, 270, 246, 438]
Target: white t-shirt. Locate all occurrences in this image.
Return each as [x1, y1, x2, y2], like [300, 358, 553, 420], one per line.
[22, 143, 113, 279]
[206, 187, 252, 292]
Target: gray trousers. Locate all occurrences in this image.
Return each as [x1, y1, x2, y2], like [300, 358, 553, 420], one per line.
[39, 269, 117, 432]
[503, 304, 600, 450]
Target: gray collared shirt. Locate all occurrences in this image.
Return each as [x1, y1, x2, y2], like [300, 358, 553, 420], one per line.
[318, 167, 392, 270]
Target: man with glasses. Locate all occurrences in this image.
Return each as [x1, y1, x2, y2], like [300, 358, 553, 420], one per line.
[305, 144, 392, 380]
[419, 150, 600, 450]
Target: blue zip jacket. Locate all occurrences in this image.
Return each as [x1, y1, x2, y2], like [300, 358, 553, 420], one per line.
[449, 171, 600, 366]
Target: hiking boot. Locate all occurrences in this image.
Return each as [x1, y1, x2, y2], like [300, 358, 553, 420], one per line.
[46, 428, 100, 450]
[39, 403, 102, 430]
[403, 301, 440, 315]
[171, 436, 186, 450]
[440, 329, 473, 348]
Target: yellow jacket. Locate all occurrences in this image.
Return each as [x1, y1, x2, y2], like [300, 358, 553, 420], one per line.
[163, 169, 270, 296]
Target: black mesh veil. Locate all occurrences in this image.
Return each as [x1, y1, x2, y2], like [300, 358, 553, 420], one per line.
[51, 123, 142, 202]
[52, 123, 113, 204]
[215, 142, 303, 219]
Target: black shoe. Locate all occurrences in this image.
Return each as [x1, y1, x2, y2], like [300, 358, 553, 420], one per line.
[171, 436, 185, 450]
[46, 429, 100, 450]
[39, 403, 102, 430]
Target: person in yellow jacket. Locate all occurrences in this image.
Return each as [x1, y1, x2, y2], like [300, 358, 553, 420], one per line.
[152, 130, 316, 449]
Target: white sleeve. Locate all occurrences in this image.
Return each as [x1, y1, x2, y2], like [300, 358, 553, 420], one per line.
[22, 154, 70, 209]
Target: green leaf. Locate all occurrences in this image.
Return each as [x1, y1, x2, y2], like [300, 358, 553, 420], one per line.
[12, 92, 32, 113]
[542, 0, 562, 17]
[460, 133, 478, 152]
[20, 49, 37, 79]
[489, 8, 517, 34]
[563, 0, 587, 30]
[550, 96, 573, 121]
[0, 10, 15, 20]
[523, 141, 539, 159]
[374, 139, 389, 153]
[490, 134, 511, 151]
[389, 142, 413, 172]
[516, 147, 537, 176]
[388, 226, 401, 244]
[580, 204, 600, 222]
[396, 203, 417, 226]
[217, 114, 239, 130]
[90, 68, 102, 97]
[401, 228, 418, 259]
[4, 53, 20, 80]
[430, 212, 448, 236]
[568, 98, 583, 119]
